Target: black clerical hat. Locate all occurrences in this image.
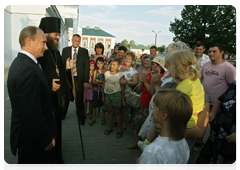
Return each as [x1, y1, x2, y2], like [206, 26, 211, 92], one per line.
[39, 17, 61, 33]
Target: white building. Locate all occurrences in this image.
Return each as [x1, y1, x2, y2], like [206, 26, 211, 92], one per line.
[4, 5, 79, 68]
[130, 44, 150, 58]
[68, 26, 116, 56]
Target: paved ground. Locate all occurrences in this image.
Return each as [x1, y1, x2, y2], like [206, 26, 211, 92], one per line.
[4, 68, 210, 164]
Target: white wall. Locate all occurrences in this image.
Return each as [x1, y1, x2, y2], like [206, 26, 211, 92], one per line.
[4, 5, 72, 67]
[10, 13, 47, 63]
[6, 5, 48, 15]
[4, 9, 12, 67]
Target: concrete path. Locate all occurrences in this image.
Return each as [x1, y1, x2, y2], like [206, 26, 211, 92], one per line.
[4, 68, 210, 164]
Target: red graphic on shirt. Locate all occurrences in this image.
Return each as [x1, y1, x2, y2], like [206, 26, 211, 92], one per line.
[205, 69, 219, 76]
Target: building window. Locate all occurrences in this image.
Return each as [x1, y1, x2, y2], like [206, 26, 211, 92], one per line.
[91, 40, 95, 48]
[106, 41, 110, 48]
[83, 40, 87, 47]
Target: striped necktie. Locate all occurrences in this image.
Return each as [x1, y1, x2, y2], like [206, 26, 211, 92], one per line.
[72, 49, 77, 76]
[37, 61, 42, 70]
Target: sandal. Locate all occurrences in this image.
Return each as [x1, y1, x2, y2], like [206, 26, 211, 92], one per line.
[101, 119, 106, 125]
[116, 132, 122, 138]
[104, 129, 113, 135]
[88, 119, 95, 126]
[126, 143, 138, 149]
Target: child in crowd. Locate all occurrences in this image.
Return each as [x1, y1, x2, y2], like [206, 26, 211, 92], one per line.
[102, 58, 125, 138]
[139, 49, 205, 152]
[89, 57, 107, 126]
[136, 89, 193, 164]
[84, 61, 95, 119]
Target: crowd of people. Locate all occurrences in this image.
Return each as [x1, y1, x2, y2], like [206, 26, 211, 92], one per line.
[7, 16, 236, 164]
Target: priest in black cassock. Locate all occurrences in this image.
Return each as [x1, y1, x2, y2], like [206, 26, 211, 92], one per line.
[38, 17, 72, 164]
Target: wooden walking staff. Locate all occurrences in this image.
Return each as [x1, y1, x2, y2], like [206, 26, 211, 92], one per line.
[70, 65, 85, 160]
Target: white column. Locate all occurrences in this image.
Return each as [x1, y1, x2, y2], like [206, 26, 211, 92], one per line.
[111, 38, 115, 49]
[103, 37, 106, 48]
[88, 37, 90, 48]
[73, 18, 78, 34]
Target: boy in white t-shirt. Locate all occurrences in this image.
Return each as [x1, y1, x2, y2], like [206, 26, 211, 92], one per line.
[136, 89, 193, 164]
[102, 58, 125, 138]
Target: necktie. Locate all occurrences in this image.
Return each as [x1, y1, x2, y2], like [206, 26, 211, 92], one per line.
[37, 61, 42, 70]
[72, 49, 77, 76]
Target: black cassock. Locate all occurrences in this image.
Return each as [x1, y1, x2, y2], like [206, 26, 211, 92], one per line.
[38, 47, 73, 162]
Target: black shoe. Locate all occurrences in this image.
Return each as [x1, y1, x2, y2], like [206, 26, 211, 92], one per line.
[54, 162, 67, 169]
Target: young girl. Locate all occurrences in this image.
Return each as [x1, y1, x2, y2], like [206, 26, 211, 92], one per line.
[84, 61, 95, 119]
[139, 49, 205, 158]
[89, 57, 107, 126]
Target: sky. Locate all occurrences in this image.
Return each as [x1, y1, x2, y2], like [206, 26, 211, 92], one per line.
[78, 5, 184, 47]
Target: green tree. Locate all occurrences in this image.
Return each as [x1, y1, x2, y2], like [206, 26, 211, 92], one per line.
[129, 40, 136, 47]
[121, 39, 129, 48]
[157, 45, 166, 54]
[147, 43, 155, 49]
[169, 5, 236, 54]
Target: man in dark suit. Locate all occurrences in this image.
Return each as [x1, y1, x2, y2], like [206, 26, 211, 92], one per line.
[7, 26, 58, 164]
[62, 34, 90, 125]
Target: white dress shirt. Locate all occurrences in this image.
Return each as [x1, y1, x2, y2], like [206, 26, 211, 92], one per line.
[19, 50, 38, 64]
[193, 52, 210, 72]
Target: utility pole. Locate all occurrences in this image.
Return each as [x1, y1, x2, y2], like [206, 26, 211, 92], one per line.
[152, 30, 161, 46]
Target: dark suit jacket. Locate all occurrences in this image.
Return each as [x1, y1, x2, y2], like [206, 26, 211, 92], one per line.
[7, 53, 58, 156]
[62, 46, 90, 88]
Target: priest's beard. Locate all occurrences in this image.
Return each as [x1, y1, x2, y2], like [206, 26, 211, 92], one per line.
[47, 36, 59, 52]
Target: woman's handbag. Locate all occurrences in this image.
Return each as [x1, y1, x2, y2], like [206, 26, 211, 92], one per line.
[126, 84, 142, 108]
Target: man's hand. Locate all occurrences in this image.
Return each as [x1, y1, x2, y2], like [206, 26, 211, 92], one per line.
[52, 79, 60, 91]
[83, 83, 89, 89]
[45, 138, 55, 151]
[225, 132, 236, 143]
[70, 60, 75, 68]
[66, 58, 71, 70]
